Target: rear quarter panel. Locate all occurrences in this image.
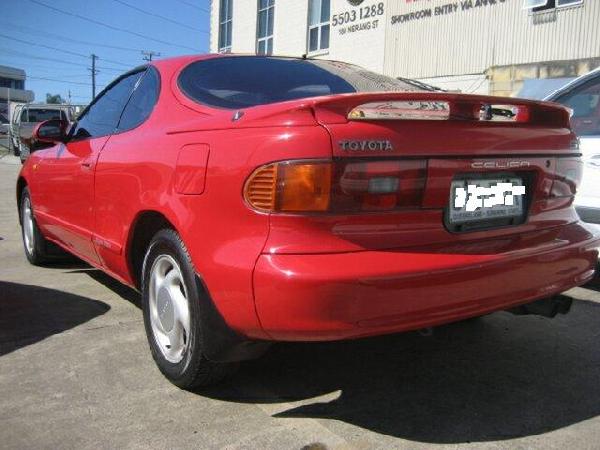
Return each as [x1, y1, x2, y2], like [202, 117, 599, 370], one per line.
[93, 101, 333, 338]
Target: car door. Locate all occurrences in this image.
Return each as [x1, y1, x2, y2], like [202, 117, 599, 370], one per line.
[40, 70, 145, 263]
[92, 68, 161, 274]
[554, 74, 600, 222]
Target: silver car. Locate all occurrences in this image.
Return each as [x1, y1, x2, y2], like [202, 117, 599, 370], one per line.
[546, 68, 600, 225]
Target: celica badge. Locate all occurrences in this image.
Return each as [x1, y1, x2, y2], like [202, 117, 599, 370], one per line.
[339, 140, 394, 152]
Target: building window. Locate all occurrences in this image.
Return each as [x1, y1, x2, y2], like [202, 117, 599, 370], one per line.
[523, 0, 583, 11]
[257, 0, 274, 55]
[219, 0, 233, 53]
[308, 0, 330, 54]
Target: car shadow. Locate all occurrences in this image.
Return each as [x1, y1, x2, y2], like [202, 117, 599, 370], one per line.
[200, 295, 600, 444]
[65, 267, 141, 308]
[42, 260, 600, 444]
[0, 281, 110, 357]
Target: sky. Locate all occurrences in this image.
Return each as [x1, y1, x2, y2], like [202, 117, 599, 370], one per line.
[2, 0, 211, 105]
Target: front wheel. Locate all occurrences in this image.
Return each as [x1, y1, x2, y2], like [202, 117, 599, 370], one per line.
[141, 229, 236, 389]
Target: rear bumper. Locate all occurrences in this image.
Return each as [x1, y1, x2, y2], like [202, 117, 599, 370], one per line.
[253, 222, 600, 341]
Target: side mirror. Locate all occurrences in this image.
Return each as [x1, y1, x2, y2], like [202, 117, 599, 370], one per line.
[33, 119, 68, 144]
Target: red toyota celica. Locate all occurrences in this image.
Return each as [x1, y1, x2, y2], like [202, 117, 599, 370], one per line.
[17, 55, 599, 389]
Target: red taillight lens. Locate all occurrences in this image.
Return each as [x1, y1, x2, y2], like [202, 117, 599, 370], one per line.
[244, 159, 427, 213]
[551, 158, 583, 198]
[332, 159, 426, 212]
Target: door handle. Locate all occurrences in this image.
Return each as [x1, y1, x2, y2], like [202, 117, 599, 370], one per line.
[81, 161, 93, 170]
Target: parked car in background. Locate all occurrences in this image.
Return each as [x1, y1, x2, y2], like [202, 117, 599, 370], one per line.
[9, 104, 78, 162]
[17, 55, 600, 389]
[545, 67, 600, 224]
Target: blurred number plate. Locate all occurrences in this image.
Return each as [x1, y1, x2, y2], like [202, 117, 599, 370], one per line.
[449, 177, 524, 224]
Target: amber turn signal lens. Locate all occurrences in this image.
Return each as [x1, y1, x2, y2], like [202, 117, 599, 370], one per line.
[244, 161, 331, 212]
[278, 162, 331, 212]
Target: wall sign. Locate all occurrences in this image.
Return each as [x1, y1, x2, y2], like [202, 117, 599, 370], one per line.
[391, 0, 506, 26]
[332, 2, 385, 35]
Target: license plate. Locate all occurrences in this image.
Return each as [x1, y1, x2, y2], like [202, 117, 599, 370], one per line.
[449, 177, 525, 224]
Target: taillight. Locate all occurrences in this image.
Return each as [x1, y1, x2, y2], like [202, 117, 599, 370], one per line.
[244, 159, 427, 213]
[551, 158, 583, 198]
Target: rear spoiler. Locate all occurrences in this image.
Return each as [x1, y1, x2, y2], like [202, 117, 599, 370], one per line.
[309, 92, 572, 128]
[167, 92, 572, 134]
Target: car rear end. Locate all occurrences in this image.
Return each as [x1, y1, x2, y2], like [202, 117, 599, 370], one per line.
[244, 93, 599, 341]
[173, 56, 599, 343]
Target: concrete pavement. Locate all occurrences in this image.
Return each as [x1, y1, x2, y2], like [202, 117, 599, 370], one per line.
[1, 154, 600, 449]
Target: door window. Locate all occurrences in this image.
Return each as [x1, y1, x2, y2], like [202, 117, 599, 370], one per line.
[70, 71, 143, 141]
[117, 68, 160, 132]
[557, 76, 600, 137]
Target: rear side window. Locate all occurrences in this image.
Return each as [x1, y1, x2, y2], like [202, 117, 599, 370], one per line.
[117, 68, 160, 132]
[178, 56, 418, 109]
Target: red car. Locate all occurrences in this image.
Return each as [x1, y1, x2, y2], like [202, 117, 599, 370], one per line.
[17, 55, 599, 389]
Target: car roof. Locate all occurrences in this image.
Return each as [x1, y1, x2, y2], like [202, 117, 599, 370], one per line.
[25, 104, 73, 110]
[544, 66, 600, 101]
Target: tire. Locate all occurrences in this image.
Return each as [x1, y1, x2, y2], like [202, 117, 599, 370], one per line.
[20, 187, 51, 265]
[141, 228, 237, 389]
[9, 137, 19, 156]
[19, 142, 28, 164]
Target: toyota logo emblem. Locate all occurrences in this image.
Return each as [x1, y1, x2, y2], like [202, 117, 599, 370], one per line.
[347, 0, 365, 5]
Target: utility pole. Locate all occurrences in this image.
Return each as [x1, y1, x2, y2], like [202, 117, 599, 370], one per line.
[88, 54, 99, 98]
[141, 50, 160, 62]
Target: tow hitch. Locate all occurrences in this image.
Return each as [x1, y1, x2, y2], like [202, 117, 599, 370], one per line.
[507, 294, 573, 318]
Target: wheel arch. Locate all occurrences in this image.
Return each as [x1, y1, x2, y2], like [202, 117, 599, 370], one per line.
[16, 176, 27, 224]
[126, 210, 175, 290]
[126, 210, 270, 362]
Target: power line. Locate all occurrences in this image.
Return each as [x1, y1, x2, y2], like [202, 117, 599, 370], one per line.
[0, 47, 124, 72]
[28, 0, 200, 52]
[0, 33, 131, 69]
[27, 75, 105, 88]
[1, 33, 88, 59]
[111, 0, 207, 33]
[173, 0, 210, 13]
[0, 21, 150, 54]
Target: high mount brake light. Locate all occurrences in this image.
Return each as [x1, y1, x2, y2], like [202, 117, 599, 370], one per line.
[348, 101, 450, 121]
[244, 159, 427, 213]
[347, 101, 531, 123]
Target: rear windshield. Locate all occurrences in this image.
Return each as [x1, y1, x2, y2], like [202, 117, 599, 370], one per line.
[178, 56, 419, 109]
[24, 109, 66, 123]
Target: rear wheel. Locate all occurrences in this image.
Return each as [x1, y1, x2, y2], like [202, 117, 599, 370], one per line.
[141, 228, 236, 389]
[20, 187, 50, 265]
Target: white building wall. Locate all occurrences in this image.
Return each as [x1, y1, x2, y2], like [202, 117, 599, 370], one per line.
[272, 1, 310, 57]
[209, 0, 388, 73]
[325, 0, 387, 73]
[383, 0, 600, 79]
[209, 0, 600, 95]
[209, 0, 219, 52]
